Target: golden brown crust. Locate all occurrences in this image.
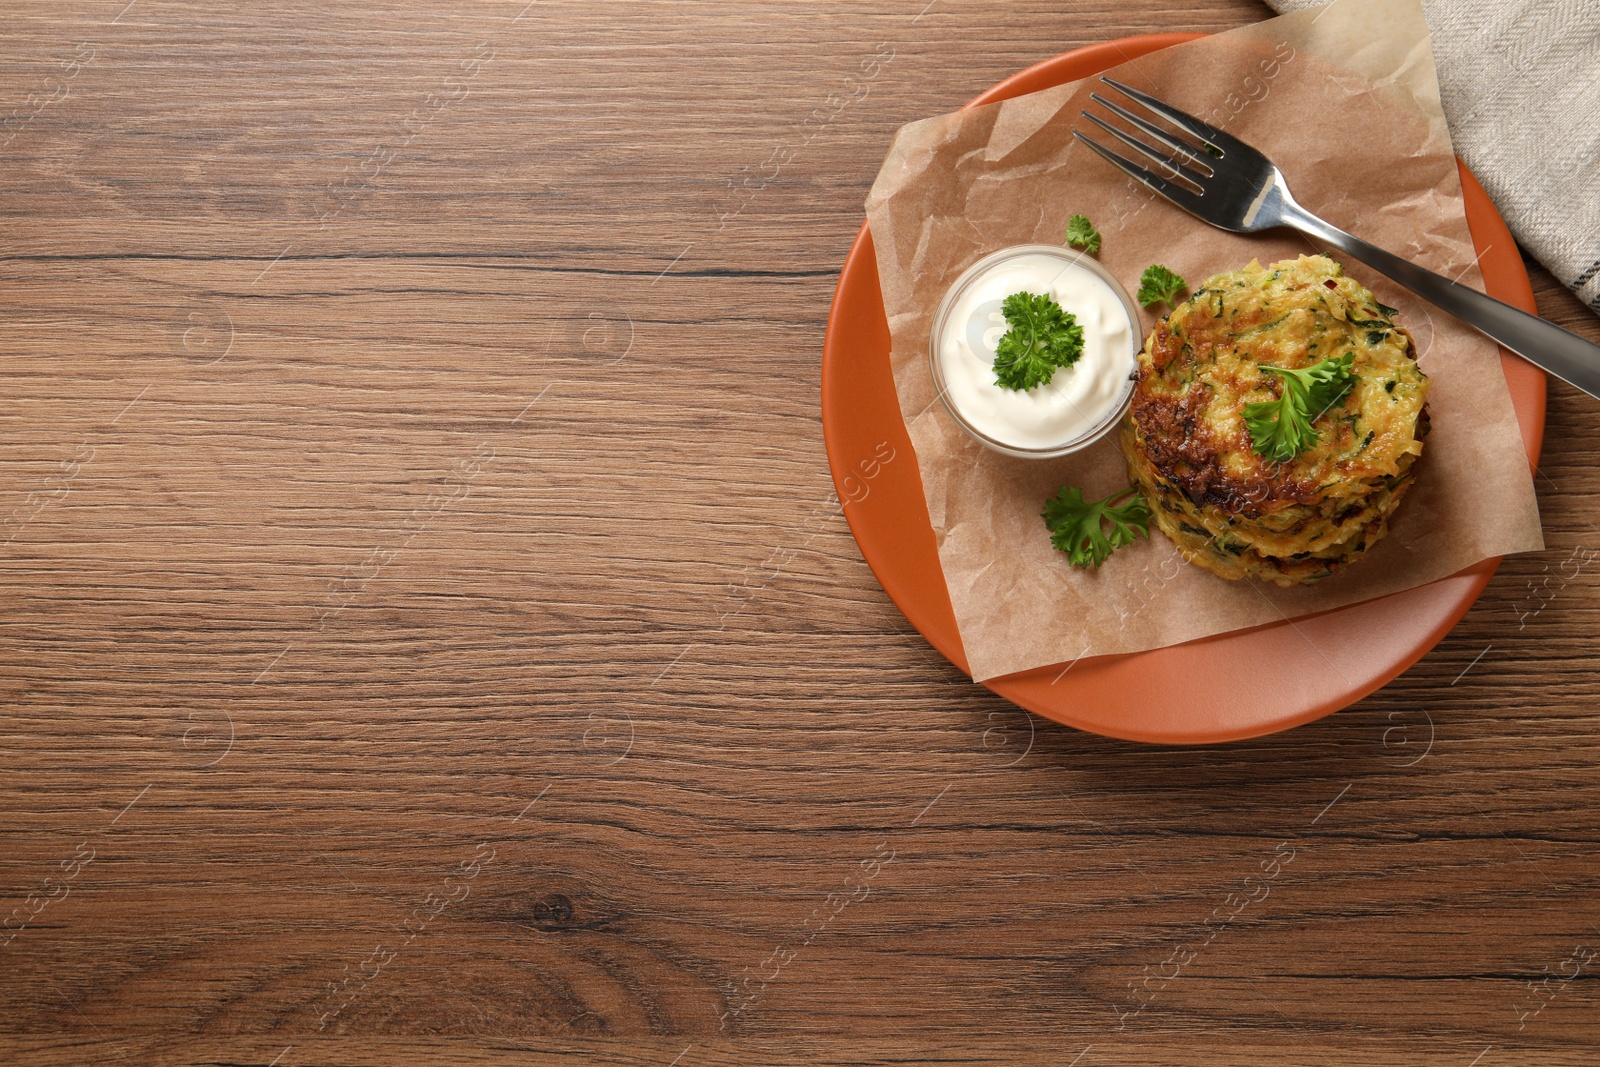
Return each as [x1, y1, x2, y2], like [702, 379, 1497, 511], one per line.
[1122, 254, 1430, 587]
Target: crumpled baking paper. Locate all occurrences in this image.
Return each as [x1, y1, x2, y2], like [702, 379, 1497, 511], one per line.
[864, 0, 1543, 682]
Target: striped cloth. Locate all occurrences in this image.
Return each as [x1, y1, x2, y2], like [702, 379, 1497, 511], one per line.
[1264, 0, 1600, 317]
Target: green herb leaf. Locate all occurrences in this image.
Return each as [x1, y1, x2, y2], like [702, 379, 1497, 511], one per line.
[1042, 486, 1152, 568]
[1243, 353, 1359, 463]
[1065, 214, 1102, 254]
[1136, 264, 1188, 308]
[992, 291, 1085, 391]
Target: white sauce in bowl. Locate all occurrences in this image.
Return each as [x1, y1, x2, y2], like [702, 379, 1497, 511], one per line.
[930, 246, 1140, 456]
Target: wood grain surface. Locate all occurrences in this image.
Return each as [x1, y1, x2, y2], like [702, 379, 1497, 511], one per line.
[2, 2, 1598, 1064]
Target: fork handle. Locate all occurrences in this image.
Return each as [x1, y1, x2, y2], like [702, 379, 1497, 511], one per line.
[1281, 204, 1600, 402]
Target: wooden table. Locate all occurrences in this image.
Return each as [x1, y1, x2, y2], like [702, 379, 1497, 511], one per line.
[3, 2, 1597, 1064]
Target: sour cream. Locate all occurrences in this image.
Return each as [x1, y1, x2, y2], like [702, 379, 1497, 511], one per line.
[929, 244, 1140, 457]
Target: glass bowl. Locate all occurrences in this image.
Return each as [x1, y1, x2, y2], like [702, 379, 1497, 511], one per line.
[927, 243, 1143, 459]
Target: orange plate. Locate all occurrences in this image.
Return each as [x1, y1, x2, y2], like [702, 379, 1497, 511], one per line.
[821, 34, 1545, 744]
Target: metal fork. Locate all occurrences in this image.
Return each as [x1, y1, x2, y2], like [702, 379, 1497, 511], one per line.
[1075, 77, 1600, 401]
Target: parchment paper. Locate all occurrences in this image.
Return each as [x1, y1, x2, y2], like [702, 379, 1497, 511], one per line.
[864, 0, 1543, 682]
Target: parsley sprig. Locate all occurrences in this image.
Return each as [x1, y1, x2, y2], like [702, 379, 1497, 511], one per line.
[992, 291, 1085, 391]
[1243, 353, 1358, 463]
[1136, 264, 1187, 308]
[1042, 486, 1152, 568]
[1065, 214, 1101, 254]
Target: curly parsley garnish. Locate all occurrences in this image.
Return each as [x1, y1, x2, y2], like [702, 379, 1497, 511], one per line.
[1243, 353, 1359, 463]
[1043, 486, 1152, 568]
[992, 291, 1085, 391]
[1065, 214, 1101, 254]
[1136, 264, 1187, 308]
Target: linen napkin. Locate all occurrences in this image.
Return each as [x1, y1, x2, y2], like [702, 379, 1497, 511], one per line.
[1262, 0, 1600, 317]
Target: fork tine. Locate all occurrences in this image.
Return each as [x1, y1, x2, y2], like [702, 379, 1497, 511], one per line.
[1098, 77, 1244, 157]
[1081, 112, 1203, 188]
[1087, 93, 1213, 174]
[1072, 130, 1206, 216]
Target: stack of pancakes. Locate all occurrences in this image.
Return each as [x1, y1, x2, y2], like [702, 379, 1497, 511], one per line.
[1122, 254, 1430, 586]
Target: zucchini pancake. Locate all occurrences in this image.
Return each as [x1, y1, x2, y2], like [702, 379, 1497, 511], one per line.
[1122, 254, 1429, 586]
